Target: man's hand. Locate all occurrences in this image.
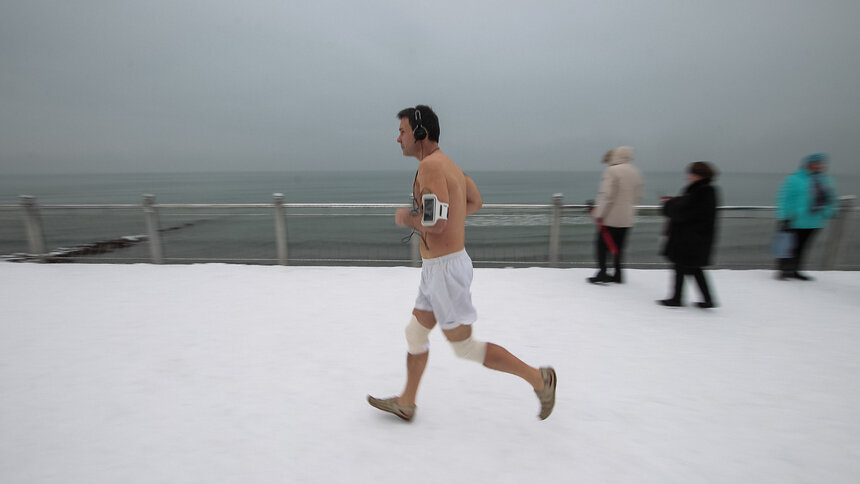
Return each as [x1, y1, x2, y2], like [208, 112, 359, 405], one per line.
[395, 208, 414, 227]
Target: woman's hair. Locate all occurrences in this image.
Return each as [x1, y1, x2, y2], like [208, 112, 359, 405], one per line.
[688, 161, 717, 180]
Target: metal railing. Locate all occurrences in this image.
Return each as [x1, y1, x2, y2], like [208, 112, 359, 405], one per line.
[1, 194, 856, 269]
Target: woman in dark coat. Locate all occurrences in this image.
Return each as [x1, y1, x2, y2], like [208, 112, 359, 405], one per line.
[658, 162, 719, 308]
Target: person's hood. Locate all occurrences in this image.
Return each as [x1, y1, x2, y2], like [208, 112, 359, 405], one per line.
[800, 152, 828, 169]
[609, 146, 633, 165]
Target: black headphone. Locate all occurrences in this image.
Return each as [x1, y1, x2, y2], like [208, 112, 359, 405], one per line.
[413, 108, 427, 141]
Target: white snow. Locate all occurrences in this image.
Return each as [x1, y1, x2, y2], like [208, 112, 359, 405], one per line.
[1, 263, 859, 483]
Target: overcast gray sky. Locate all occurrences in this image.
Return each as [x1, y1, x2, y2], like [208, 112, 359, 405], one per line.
[2, 0, 858, 175]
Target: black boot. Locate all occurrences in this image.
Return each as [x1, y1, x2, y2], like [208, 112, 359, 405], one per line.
[657, 299, 683, 307]
[791, 272, 813, 281]
[587, 271, 611, 284]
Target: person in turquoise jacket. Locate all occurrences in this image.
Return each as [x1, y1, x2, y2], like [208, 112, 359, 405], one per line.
[775, 153, 838, 280]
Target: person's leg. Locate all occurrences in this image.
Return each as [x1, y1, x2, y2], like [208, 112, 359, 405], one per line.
[785, 228, 809, 274]
[609, 227, 629, 282]
[792, 229, 818, 278]
[368, 308, 436, 420]
[398, 309, 436, 407]
[596, 228, 608, 275]
[442, 323, 556, 419]
[589, 228, 609, 282]
[659, 264, 684, 306]
[692, 267, 716, 307]
[443, 324, 543, 389]
[784, 229, 800, 274]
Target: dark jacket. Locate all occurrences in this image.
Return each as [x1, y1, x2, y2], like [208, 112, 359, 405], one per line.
[661, 178, 718, 267]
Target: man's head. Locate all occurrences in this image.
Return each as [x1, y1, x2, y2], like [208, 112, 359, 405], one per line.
[396, 105, 440, 157]
[804, 153, 828, 173]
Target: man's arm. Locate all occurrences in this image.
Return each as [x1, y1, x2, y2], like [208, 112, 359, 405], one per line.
[417, 166, 449, 233]
[395, 164, 449, 234]
[394, 205, 449, 234]
[465, 175, 482, 215]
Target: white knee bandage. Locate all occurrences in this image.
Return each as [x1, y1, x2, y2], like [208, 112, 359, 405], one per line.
[405, 315, 431, 354]
[450, 337, 487, 364]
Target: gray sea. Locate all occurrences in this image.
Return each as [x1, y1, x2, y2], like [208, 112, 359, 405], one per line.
[5, 170, 855, 205]
[1, 170, 858, 269]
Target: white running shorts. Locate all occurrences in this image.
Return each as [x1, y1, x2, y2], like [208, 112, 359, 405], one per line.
[414, 249, 478, 330]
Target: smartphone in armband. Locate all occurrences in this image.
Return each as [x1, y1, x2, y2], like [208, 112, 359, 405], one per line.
[421, 194, 449, 226]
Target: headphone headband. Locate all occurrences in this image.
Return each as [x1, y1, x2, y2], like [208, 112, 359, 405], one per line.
[413, 107, 427, 141]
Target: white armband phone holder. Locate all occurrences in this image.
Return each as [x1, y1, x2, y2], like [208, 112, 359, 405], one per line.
[421, 194, 449, 226]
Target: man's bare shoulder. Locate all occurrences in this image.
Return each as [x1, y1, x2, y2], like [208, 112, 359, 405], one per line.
[420, 152, 461, 177]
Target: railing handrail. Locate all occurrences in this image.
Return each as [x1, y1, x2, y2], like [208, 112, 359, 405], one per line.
[1, 192, 856, 211]
[4, 202, 855, 210]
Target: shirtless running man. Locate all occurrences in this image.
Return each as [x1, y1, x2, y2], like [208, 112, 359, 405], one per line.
[367, 105, 556, 421]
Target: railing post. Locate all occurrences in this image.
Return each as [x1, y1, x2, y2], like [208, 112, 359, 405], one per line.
[19, 195, 47, 261]
[142, 194, 163, 264]
[549, 193, 563, 268]
[821, 195, 855, 270]
[273, 193, 288, 265]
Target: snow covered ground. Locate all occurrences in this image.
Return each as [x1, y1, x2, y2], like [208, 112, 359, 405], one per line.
[1, 263, 858, 483]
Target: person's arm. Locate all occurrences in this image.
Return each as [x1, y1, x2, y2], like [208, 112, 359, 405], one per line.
[776, 175, 798, 224]
[593, 168, 616, 223]
[395, 164, 449, 234]
[663, 189, 703, 223]
[465, 175, 482, 215]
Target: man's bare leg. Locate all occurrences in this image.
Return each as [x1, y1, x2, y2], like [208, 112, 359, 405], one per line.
[442, 325, 544, 390]
[484, 343, 544, 390]
[399, 352, 428, 407]
[444, 324, 555, 419]
[398, 309, 436, 407]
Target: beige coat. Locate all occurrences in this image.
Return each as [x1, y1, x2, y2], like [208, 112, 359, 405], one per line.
[593, 146, 643, 228]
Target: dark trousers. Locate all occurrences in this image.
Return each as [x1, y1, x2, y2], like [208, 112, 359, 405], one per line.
[596, 226, 629, 278]
[669, 264, 714, 304]
[777, 228, 818, 274]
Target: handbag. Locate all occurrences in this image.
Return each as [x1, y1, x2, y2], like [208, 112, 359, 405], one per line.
[770, 229, 796, 259]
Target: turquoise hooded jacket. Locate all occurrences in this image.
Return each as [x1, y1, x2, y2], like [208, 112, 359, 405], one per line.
[776, 158, 838, 229]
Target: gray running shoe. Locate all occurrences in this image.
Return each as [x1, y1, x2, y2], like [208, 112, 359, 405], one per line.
[367, 395, 416, 421]
[535, 367, 557, 420]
